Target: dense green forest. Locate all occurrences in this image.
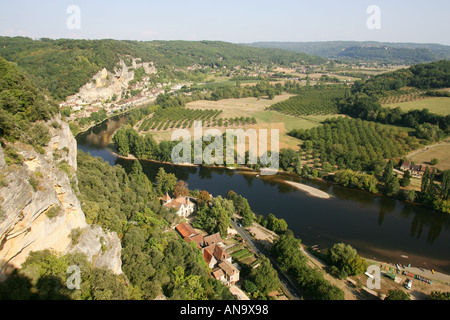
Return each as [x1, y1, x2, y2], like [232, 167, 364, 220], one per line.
[0, 37, 325, 100]
[0, 249, 132, 300]
[332, 46, 441, 64]
[0, 56, 58, 145]
[76, 151, 237, 300]
[248, 41, 450, 64]
[342, 60, 450, 133]
[351, 60, 450, 95]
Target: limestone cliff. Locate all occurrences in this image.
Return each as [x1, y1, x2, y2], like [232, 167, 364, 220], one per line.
[0, 115, 122, 280]
[65, 57, 157, 105]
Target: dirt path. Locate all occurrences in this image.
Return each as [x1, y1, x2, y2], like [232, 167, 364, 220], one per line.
[405, 139, 450, 159]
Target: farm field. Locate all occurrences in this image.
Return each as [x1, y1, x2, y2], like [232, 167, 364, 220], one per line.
[407, 141, 450, 171]
[135, 93, 340, 151]
[384, 97, 450, 116]
[268, 86, 347, 116]
[184, 94, 341, 151]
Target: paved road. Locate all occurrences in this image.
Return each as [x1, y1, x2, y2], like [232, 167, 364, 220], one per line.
[230, 219, 303, 300]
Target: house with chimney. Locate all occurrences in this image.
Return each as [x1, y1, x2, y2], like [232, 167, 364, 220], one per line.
[399, 160, 435, 177]
[175, 223, 240, 286]
[161, 193, 196, 218]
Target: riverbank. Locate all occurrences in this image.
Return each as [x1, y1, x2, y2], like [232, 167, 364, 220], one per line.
[282, 181, 331, 199]
[77, 116, 450, 276]
[72, 99, 154, 137]
[247, 221, 450, 300]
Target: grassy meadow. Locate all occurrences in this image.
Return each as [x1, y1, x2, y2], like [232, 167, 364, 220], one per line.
[385, 97, 450, 116]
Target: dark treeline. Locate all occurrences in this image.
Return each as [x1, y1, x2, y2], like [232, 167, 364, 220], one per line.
[338, 60, 450, 135]
[270, 85, 348, 116]
[337, 46, 441, 64]
[270, 230, 353, 300]
[339, 95, 450, 136]
[112, 126, 278, 171]
[182, 80, 284, 101]
[351, 60, 450, 95]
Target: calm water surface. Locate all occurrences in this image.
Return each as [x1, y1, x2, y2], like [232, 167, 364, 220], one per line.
[76, 116, 450, 274]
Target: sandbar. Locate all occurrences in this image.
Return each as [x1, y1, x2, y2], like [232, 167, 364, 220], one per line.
[284, 181, 331, 199]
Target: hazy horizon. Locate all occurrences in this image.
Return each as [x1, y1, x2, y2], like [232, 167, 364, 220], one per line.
[1, 0, 449, 46]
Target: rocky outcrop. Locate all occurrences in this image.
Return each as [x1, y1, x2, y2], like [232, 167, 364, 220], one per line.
[65, 57, 156, 105]
[0, 115, 122, 279]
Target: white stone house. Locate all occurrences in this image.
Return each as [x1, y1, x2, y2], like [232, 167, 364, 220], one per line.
[161, 193, 195, 218]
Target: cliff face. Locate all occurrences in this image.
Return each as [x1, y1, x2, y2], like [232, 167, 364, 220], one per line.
[0, 115, 122, 279]
[65, 57, 157, 105]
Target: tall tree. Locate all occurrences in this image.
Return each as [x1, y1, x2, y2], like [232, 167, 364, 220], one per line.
[197, 190, 212, 208]
[249, 257, 280, 295]
[173, 180, 189, 198]
[440, 170, 450, 200]
[155, 167, 177, 195]
[421, 166, 430, 194]
[400, 170, 411, 187]
[382, 160, 394, 184]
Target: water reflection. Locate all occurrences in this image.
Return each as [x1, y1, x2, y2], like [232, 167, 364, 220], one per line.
[78, 115, 128, 149]
[76, 115, 450, 273]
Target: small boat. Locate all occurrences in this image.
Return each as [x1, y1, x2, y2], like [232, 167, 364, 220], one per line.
[431, 269, 435, 274]
[396, 264, 401, 271]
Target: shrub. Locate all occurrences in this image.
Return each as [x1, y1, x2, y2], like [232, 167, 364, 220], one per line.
[70, 228, 83, 246]
[46, 205, 62, 219]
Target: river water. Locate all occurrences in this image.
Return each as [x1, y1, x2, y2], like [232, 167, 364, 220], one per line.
[76, 115, 450, 274]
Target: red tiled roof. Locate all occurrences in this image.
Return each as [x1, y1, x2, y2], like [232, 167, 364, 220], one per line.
[162, 193, 171, 202]
[213, 245, 231, 261]
[218, 260, 239, 277]
[164, 196, 193, 210]
[190, 234, 204, 246]
[175, 223, 197, 239]
[204, 233, 223, 246]
[203, 246, 216, 265]
[212, 267, 224, 280]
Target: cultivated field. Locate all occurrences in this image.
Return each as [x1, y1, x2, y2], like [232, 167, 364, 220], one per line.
[137, 94, 340, 151]
[385, 97, 450, 116]
[183, 93, 340, 151]
[407, 141, 450, 171]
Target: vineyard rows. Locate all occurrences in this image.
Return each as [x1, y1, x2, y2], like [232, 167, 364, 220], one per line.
[379, 91, 430, 105]
[137, 107, 257, 132]
[269, 87, 346, 116]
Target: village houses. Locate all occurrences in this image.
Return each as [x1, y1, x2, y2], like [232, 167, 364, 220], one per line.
[175, 223, 240, 287]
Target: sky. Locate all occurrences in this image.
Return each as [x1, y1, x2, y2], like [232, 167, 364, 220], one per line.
[0, 0, 449, 45]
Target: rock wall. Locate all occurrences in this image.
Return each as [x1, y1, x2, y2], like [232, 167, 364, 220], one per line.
[66, 57, 157, 105]
[0, 115, 122, 279]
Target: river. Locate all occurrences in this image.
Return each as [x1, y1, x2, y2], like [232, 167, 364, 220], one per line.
[76, 115, 450, 274]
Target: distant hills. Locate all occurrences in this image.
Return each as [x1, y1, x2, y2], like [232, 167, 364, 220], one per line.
[246, 41, 450, 64]
[0, 37, 326, 100]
